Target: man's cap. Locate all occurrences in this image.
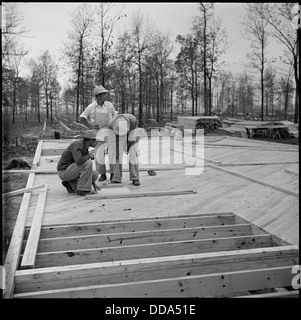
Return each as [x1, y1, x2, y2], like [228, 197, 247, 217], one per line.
[111, 115, 130, 136]
[94, 85, 109, 96]
[83, 130, 97, 140]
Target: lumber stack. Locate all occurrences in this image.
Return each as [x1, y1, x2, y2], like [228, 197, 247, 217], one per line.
[12, 212, 299, 298]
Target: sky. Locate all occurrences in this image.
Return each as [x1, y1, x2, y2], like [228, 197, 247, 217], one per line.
[5, 2, 287, 84]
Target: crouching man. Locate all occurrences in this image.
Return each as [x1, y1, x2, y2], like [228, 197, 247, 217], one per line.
[57, 130, 100, 196]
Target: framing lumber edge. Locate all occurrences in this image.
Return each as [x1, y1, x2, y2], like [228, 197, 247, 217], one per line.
[3, 173, 36, 299]
[2, 184, 45, 199]
[20, 184, 48, 269]
[85, 189, 197, 200]
[209, 164, 299, 197]
[13, 265, 298, 298]
[32, 140, 43, 168]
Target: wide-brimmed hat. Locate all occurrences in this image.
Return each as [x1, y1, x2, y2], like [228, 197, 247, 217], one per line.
[83, 130, 97, 140]
[93, 85, 109, 96]
[111, 115, 130, 136]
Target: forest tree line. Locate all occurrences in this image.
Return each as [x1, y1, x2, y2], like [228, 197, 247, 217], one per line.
[2, 3, 299, 126]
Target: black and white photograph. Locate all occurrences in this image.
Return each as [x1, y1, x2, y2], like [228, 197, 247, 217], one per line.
[2, 2, 299, 304]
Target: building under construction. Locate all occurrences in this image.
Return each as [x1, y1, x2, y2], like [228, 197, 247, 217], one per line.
[2, 121, 299, 298]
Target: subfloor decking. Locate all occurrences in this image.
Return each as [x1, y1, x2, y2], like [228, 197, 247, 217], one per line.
[3, 135, 299, 298]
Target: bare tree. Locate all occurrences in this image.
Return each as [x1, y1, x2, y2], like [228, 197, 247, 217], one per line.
[129, 11, 155, 126]
[68, 4, 95, 119]
[251, 3, 299, 123]
[94, 3, 125, 86]
[198, 3, 214, 115]
[242, 3, 269, 121]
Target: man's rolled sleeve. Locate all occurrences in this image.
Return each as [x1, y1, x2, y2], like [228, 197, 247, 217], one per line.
[79, 105, 91, 120]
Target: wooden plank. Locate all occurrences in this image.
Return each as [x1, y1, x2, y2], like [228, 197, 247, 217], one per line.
[14, 245, 298, 294]
[32, 224, 252, 252]
[72, 121, 88, 130]
[284, 168, 299, 176]
[2, 184, 45, 199]
[220, 161, 299, 167]
[235, 290, 299, 298]
[2, 169, 58, 174]
[13, 265, 296, 298]
[32, 234, 274, 268]
[85, 189, 197, 200]
[24, 214, 236, 239]
[2, 165, 199, 175]
[38, 212, 235, 228]
[3, 173, 35, 299]
[204, 143, 299, 152]
[58, 121, 71, 132]
[32, 140, 43, 168]
[209, 164, 299, 197]
[20, 185, 48, 269]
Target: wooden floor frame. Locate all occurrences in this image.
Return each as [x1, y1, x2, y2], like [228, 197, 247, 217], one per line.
[3, 137, 299, 298]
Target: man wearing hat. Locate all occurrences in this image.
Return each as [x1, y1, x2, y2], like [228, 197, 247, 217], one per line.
[57, 130, 100, 196]
[108, 113, 140, 186]
[79, 85, 117, 182]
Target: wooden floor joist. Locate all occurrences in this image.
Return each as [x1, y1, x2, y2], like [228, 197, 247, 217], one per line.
[31, 234, 274, 268]
[14, 265, 296, 298]
[13, 245, 298, 297]
[28, 224, 252, 253]
[24, 213, 237, 239]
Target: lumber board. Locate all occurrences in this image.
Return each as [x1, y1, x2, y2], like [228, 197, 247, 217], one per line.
[284, 168, 299, 176]
[13, 265, 296, 298]
[32, 224, 252, 252]
[20, 185, 48, 269]
[72, 121, 89, 130]
[2, 184, 45, 199]
[32, 234, 274, 268]
[85, 189, 197, 200]
[236, 290, 299, 298]
[2, 169, 57, 174]
[204, 143, 299, 152]
[3, 173, 35, 299]
[2, 165, 199, 175]
[38, 212, 235, 228]
[32, 140, 43, 168]
[220, 161, 299, 167]
[209, 164, 299, 197]
[58, 121, 71, 132]
[14, 245, 298, 295]
[24, 214, 236, 239]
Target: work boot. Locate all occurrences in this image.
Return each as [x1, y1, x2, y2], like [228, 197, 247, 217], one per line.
[132, 180, 140, 186]
[62, 181, 75, 193]
[98, 174, 107, 181]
